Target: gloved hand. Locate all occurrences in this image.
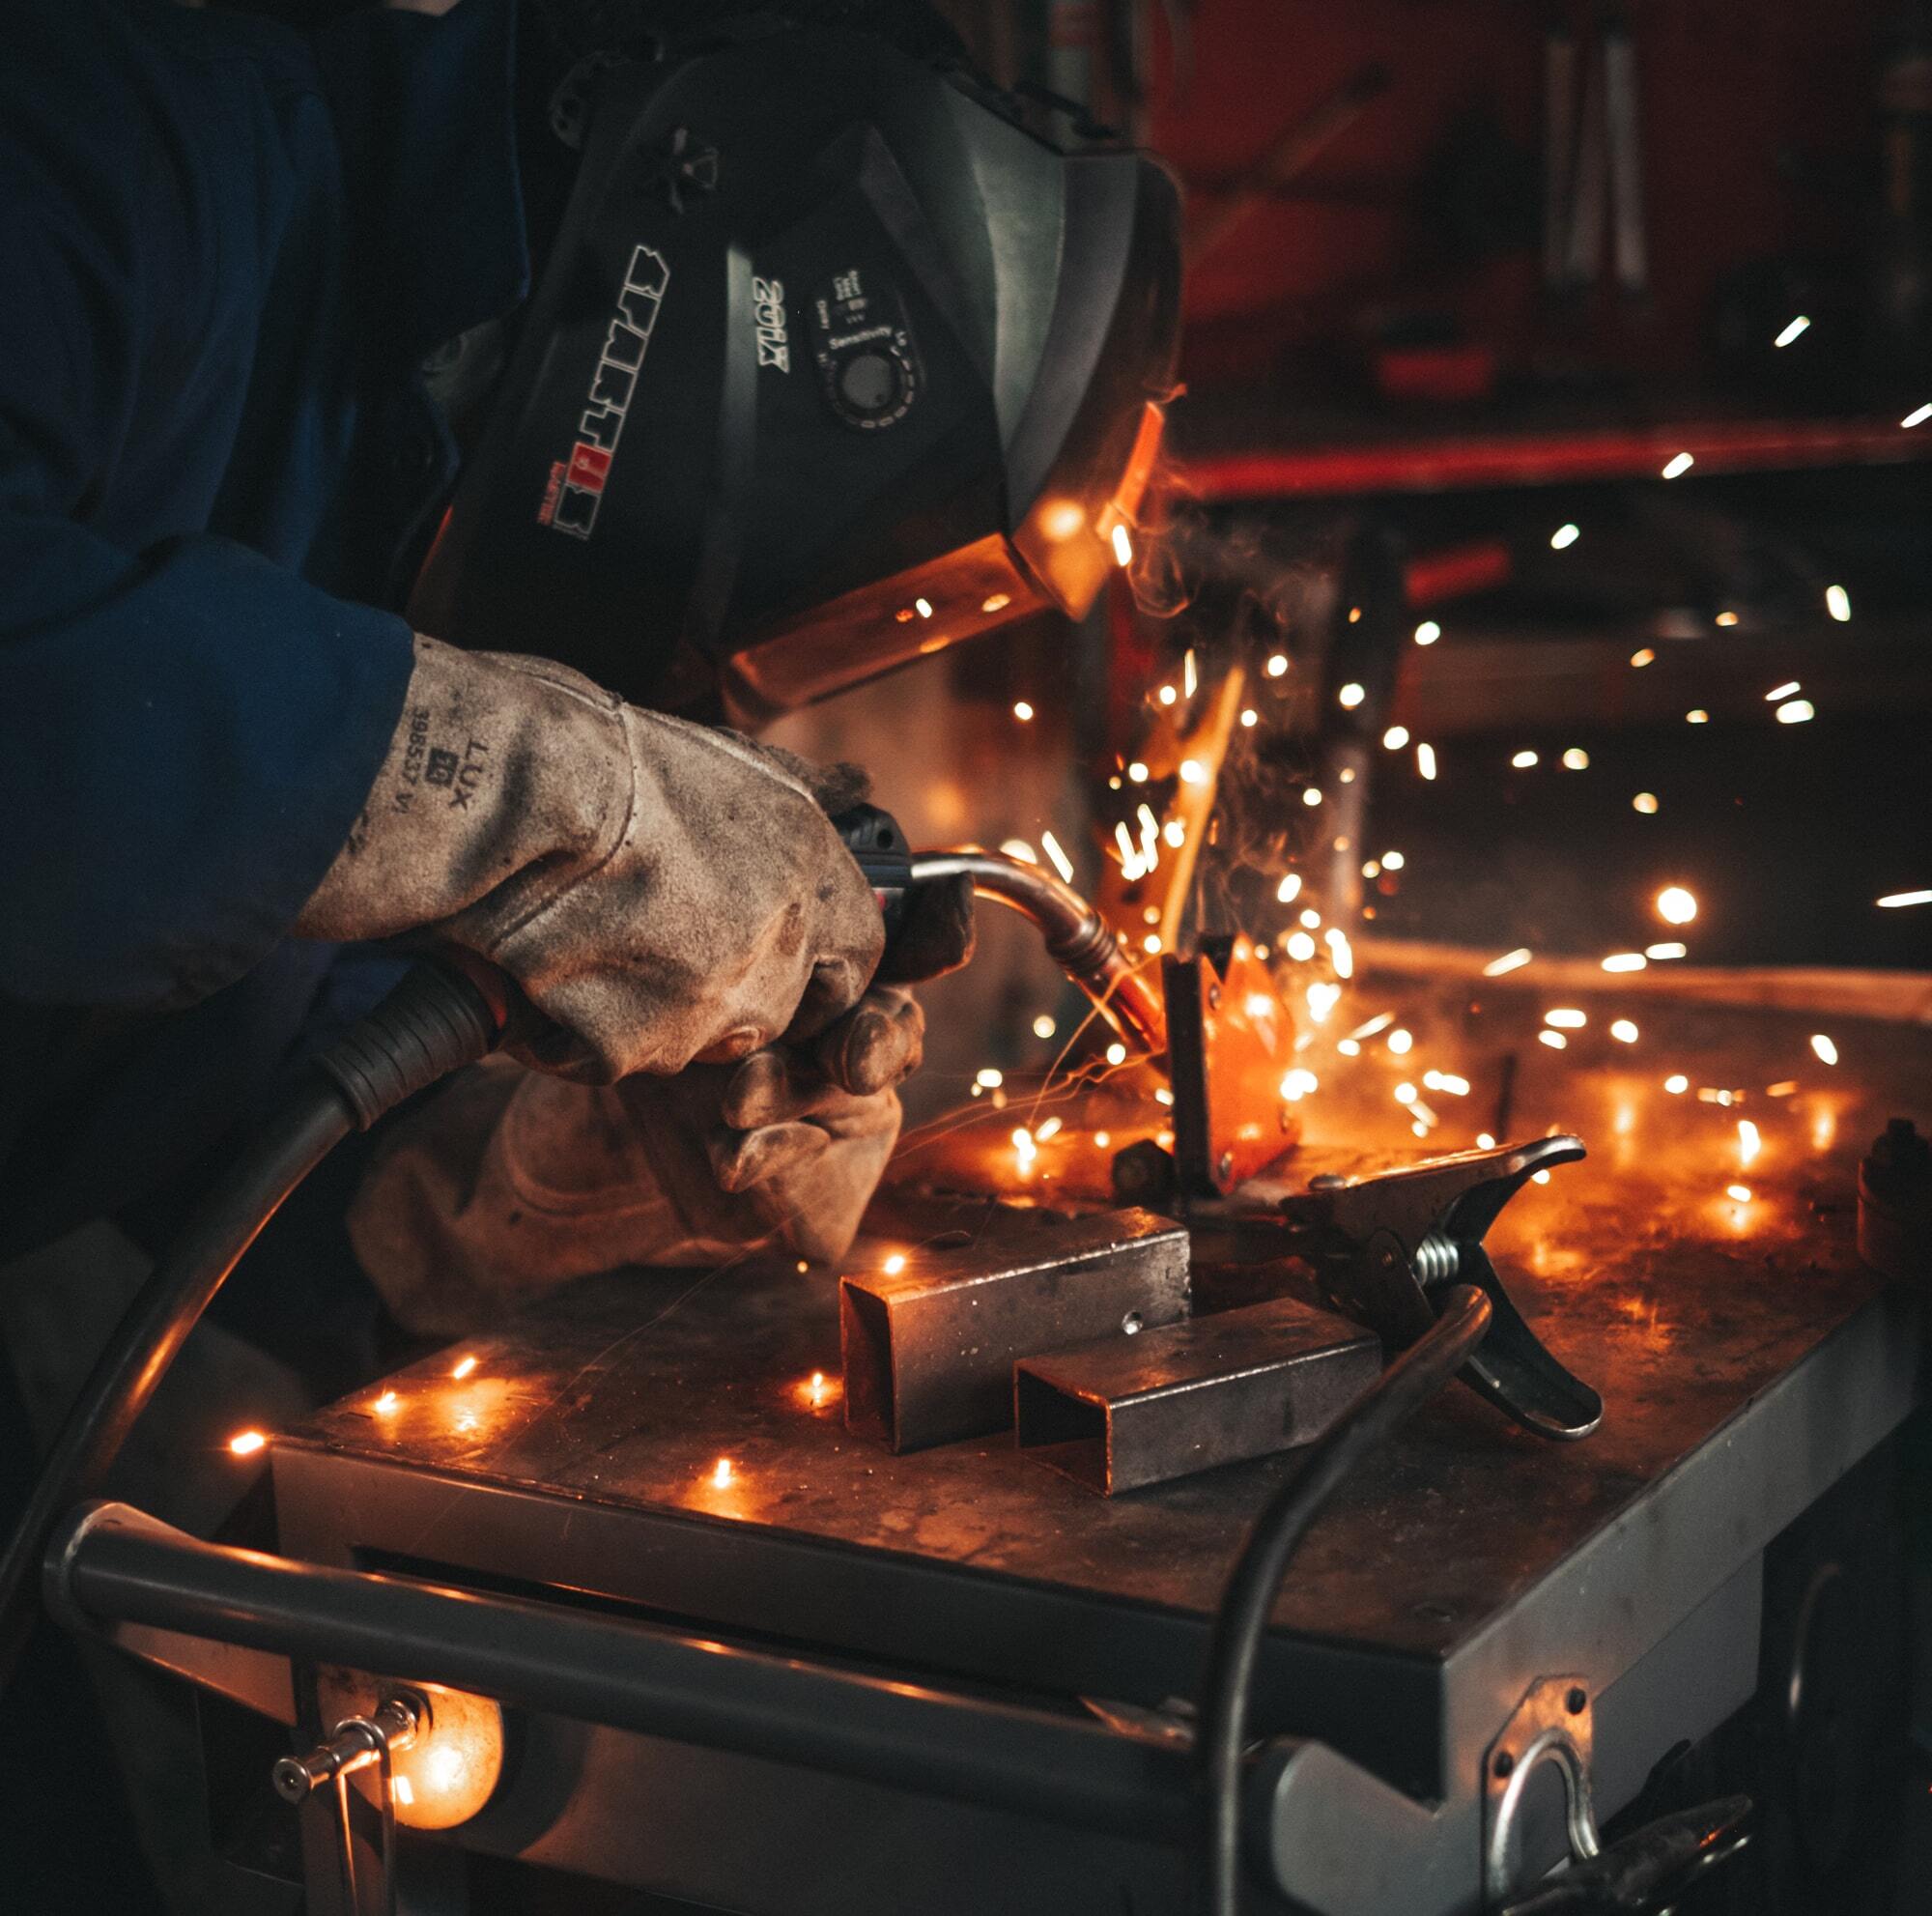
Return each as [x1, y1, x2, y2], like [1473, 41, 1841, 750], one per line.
[296, 636, 884, 1082]
[344, 987, 943, 1334]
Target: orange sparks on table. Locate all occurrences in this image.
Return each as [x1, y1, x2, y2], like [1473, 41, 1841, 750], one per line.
[228, 1430, 267, 1457]
[1483, 948, 1532, 977]
[711, 1458, 734, 1489]
[1725, 1185, 1752, 1204]
[1810, 1034, 1838, 1065]
[882, 1252, 908, 1274]
[450, 1356, 478, 1381]
[373, 1390, 400, 1416]
[1738, 1120, 1761, 1166]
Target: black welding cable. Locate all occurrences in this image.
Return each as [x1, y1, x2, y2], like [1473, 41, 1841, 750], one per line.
[0, 961, 500, 1690]
[1195, 1284, 1494, 1916]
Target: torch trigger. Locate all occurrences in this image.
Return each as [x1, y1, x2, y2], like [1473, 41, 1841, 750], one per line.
[1281, 1133, 1603, 1442]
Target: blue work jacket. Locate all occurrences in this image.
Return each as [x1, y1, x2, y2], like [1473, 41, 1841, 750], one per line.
[0, 0, 528, 1251]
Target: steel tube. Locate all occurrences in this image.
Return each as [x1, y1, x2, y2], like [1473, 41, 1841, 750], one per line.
[48, 1503, 1191, 1841]
[909, 852, 1166, 1053]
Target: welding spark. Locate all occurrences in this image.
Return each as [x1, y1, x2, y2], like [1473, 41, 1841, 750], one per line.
[1325, 929, 1354, 979]
[1179, 758, 1206, 786]
[1738, 1120, 1761, 1166]
[450, 1355, 478, 1381]
[803, 1372, 833, 1409]
[915, 597, 933, 618]
[981, 592, 1010, 615]
[1143, 932, 1162, 953]
[1337, 681, 1365, 708]
[1280, 1069, 1319, 1102]
[1725, 1185, 1752, 1204]
[228, 1430, 268, 1457]
[1825, 585, 1852, 623]
[1539, 1030, 1568, 1049]
[1276, 872, 1303, 903]
[1157, 684, 1178, 706]
[1105, 1043, 1127, 1066]
[1664, 1074, 1690, 1094]
[1093, 1130, 1111, 1148]
[883, 1252, 908, 1273]
[1240, 708, 1258, 727]
[1035, 1117, 1063, 1141]
[1550, 523, 1580, 550]
[1296, 908, 1321, 931]
[1182, 649, 1198, 698]
[1661, 451, 1694, 478]
[1878, 889, 1932, 908]
[1765, 680, 1801, 701]
[1265, 653, 1289, 678]
[1127, 760, 1149, 783]
[975, 1069, 1003, 1089]
[1562, 748, 1589, 769]
[1033, 1015, 1057, 1040]
[1286, 930, 1317, 961]
[1532, 1169, 1552, 1184]
[1163, 819, 1184, 847]
[1012, 701, 1035, 722]
[1416, 743, 1437, 781]
[1413, 621, 1441, 645]
[1610, 1019, 1639, 1044]
[1633, 792, 1660, 815]
[1111, 524, 1134, 568]
[1422, 1071, 1471, 1096]
[1011, 1128, 1037, 1168]
[1774, 314, 1811, 347]
[1302, 786, 1323, 807]
[1348, 1012, 1395, 1041]
[1387, 1027, 1414, 1055]
[1715, 612, 1739, 628]
[1040, 831, 1075, 884]
[1000, 839, 1037, 864]
[1767, 1080, 1799, 1098]
[1338, 1039, 1361, 1056]
[1904, 403, 1932, 428]
[1382, 725, 1410, 750]
[1546, 1009, 1587, 1028]
[373, 1390, 400, 1416]
[1382, 850, 1406, 870]
[1698, 1087, 1738, 1106]
[1477, 1132, 1497, 1149]
[1306, 981, 1342, 1022]
[1809, 1033, 1838, 1066]
[1602, 953, 1647, 973]
[1655, 886, 1697, 924]
[1483, 948, 1532, 977]
[1393, 1082, 1416, 1104]
[1646, 941, 1688, 959]
[1776, 699, 1815, 725]
[392, 1775, 415, 1808]
[711, 1458, 735, 1489]
[1630, 647, 1656, 669]
[1511, 749, 1539, 768]
[1686, 710, 1709, 725]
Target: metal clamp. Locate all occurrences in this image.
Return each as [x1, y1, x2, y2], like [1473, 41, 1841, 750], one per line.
[1281, 1135, 1604, 1441]
[1483, 1676, 1600, 1905]
[274, 1689, 423, 1916]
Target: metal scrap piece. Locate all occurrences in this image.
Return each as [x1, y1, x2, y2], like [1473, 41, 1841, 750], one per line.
[840, 1209, 1191, 1452]
[1015, 1295, 1380, 1494]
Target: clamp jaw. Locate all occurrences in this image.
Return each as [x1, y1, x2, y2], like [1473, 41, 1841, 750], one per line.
[1282, 1134, 1603, 1442]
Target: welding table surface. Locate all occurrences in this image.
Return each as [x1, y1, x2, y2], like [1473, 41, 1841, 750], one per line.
[279, 992, 1923, 1683]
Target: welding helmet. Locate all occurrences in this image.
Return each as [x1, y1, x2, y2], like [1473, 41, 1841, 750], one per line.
[410, 14, 1181, 721]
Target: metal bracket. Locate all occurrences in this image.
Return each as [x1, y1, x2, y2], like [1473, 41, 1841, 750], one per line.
[1281, 1135, 1604, 1440]
[1483, 1675, 1599, 1907]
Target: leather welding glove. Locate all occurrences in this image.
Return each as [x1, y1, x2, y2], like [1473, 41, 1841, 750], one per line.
[343, 988, 931, 1336]
[296, 636, 884, 1082]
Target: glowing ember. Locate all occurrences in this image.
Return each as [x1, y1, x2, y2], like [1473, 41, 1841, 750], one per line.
[1337, 682, 1366, 708]
[1878, 889, 1932, 908]
[1483, 948, 1532, 977]
[1630, 647, 1656, 668]
[450, 1356, 478, 1381]
[1664, 1073, 1690, 1094]
[1655, 887, 1697, 925]
[1111, 523, 1134, 567]
[373, 1390, 400, 1416]
[1422, 1071, 1470, 1096]
[1825, 585, 1851, 623]
[1545, 1008, 1586, 1028]
[1302, 786, 1322, 807]
[1602, 953, 1647, 972]
[1646, 941, 1688, 959]
[1387, 1027, 1414, 1055]
[1382, 724, 1410, 750]
[1633, 791, 1660, 815]
[1265, 653, 1289, 677]
[1035, 1117, 1063, 1141]
[1040, 831, 1074, 884]
[1737, 1120, 1761, 1166]
[1012, 701, 1035, 722]
[1105, 1043, 1127, 1066]
[1325, 929, 1353, 978]
[1413, 620, 1441, 645]
[1033, 1015, 1057, 1039]
[1714, 613, 1738, 628]
[1550, 523, 1580, 549]
[1539, 1030, 1569, 1049]
[1775, 699, 1815, 725]
[1416, 743, 1437, 781]
[711, 1457, 735, 1489]
[1809, 1033, 1838, 1066]
[1562, 748, 1589, 769]
[1276, 872, 1303, 903]
[883, 1252, 908, 1274]
[1382, 849, 1406, 870]
[1764, 680, 1800, 701]
[1511, 749, 1539, 768]
[1661, 451, 1694, 478]
[1725, 1185, 1752, 1204]
[1610, 1019, 1639, 1044]
[228, 1430, 268, 1457]
[1686, 709, 1709, 725]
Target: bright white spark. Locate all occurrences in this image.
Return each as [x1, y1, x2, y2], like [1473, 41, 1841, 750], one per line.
[1302, 786, 1323, 807]
[1775, 699, 1815, 725]
[1306, 981, 1342, 1022]
[1324, 929, 1353, 979]
[1562, 748, 1589, 770]
[1416, 743, 1437, 781]
[1646, 941, 1687, 959]
[1610, 1019, 1639, 1044]
[1477, 1132, 1497, 1149]
[1265, 653, 1289, 677]
[1511, 749, 1539, 768]
[1286, 930, 1317, 962]
[1040, 831, 1074, 884]
[1664, 1073, 1690, 1094]
[1825, 585, 1851, 623]
[1240, 708, 1258, 727]
[1483, 948, 1532, 977]
[1903, 402, 1932, 428]
[1012, 701, 1035, 722]
[1774, 314, 1810, 347]
[975, 1068, 1003, 1089]
[1413, 620, 1441, 645]
[1382, 725, 1410, 750]
[1738, 1119, 1761, 1166]
[1111, 523, 1134, 567]
[1630, 647, 1656, 668]
[1545, 1008, 1587, 1028]
[1347, 1012, 1395, 1041]
[1602, 953, 1647, 972]
[228, 1430, 268, 1456]
[1726, 1185, 1753, 1205]
[1163, 819, 1184, 847]
[1809, 1033, 1838, 1066]
[1686, 709, 1709, 725]
[1422, 1071, 1471, 1096]
[1158, 684, 1178, 705]
[1338, 681, 1366, 708]
[1183, 648, 1198, 697]
[1382, 849, 1406, 870]
[915, 597, 933, 618]
[1655, 886, 1697, 924]
[1633, 791, 1660, 814]
[1550, 523, 1580, 550]
[1539, 1029, 1568, 1049]
[1179, 758, 1206, 786]
[1765, 680, 1801, 701]
[1393, 1081, 1417, 1104]
[1298, 907, 1321, 929]
[1276, 872, 1303, 903]
[1032, 1015, 1057, 1039]
[1386, 1027, 1413, 1055]
[1661, 451, 1694, 478]
[1127, 760, 1149, 783]
[1878, 889, 1932, 908]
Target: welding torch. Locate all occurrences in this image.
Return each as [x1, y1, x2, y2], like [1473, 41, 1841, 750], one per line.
[834, 804, 1166, 1057]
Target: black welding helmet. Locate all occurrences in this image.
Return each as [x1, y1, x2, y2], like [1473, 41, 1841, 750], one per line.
[409, 14, 1182, 721]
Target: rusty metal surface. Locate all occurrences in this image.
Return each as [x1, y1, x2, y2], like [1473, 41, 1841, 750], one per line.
[838, 1208, 1190, 1451]
[1015, 1294, 1379, 1494]
[274, 994, 1925, 1792]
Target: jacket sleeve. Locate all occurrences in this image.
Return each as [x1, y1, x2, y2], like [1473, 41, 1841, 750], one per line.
[0, 20, 414, 1012]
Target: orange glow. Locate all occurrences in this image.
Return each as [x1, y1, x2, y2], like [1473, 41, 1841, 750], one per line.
[711, 1457, 735, 1489]
[227, 1429, 267, 1457]
[882, 1252, 907, 1274]
[450, 1355, 478, 1381]
[798, 1371, 837, 1410]
[373, 1390, 400, 1416]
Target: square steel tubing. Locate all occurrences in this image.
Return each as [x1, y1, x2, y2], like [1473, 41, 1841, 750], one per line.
[1015, 1295, 1381, 1494]
[840, 1208, 1191, 1451]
